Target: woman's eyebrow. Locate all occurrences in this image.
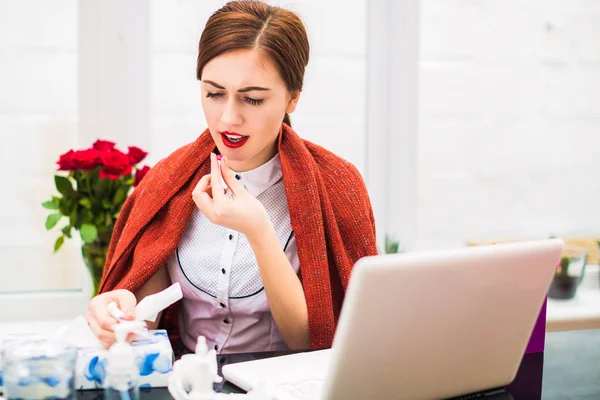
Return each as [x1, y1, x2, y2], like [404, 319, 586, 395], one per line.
[203, 80, 225, 89]
[238, 86, 270, 93]
[203, 80, 270, 92]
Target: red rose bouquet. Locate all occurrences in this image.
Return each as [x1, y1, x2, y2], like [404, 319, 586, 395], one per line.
[43, 139, 151, 296]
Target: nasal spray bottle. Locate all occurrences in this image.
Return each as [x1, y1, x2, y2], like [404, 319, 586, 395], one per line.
[104, 320, 148, 400]
[104, 284, 182, 400]
[167, 336, 222, 400]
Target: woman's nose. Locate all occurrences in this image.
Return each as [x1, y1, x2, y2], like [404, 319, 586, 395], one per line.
[221, 99, 243, 126]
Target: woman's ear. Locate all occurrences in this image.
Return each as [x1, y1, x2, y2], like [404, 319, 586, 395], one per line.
[286, 91, 301, 114]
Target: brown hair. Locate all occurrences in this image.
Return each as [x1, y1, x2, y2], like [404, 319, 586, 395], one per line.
[196, 0, 310, 127]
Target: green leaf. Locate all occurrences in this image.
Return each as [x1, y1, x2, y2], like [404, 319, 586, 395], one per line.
[42, 199, 59, 210]
[80, 223, 98, 243]
[80, 209, 94, 225]
[62, 225, 72, 239]
[69, 208, 78, 228]
[93, 178, 109, 198]
[58, 197, 68, 215]
[105, 213, 113, 228]
[65, 197, 78, 216]
[112, 187, 128, 206]
[102, 199, 113, 209]
[79, 198, 92, 209]
[54, 236, 65, 253]
[94, 212, 105, 226]
[45, 213, 62, 230]
[55, 175, 74, 196]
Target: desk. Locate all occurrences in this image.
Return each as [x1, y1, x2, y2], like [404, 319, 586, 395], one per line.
[76, 329, 599, 399]
[546, 264, 600, 332]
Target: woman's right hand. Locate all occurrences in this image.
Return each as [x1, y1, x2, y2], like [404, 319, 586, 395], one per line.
[86, 289, 137, 349]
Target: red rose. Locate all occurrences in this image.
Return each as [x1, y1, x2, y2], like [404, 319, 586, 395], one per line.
[99, 150, 132, 179]
[57, 150, 75, 170]
[127, 146, 148, 165]
[134, 165, 151, 187]
[71, 149, 101, 170]
[92, 140, 116, 152]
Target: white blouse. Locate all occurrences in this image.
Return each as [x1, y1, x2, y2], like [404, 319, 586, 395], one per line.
[167, 153, 300, 353]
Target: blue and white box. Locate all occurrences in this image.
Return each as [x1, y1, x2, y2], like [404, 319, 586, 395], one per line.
[0, 333, 44, 394]
[75, 330, 174, 390]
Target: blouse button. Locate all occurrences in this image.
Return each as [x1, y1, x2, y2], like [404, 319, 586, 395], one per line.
[229, 234, 233, 240]
[221, 268, 226, 274]
[223, 318, 230, 324]
[235, 174, 241, 180]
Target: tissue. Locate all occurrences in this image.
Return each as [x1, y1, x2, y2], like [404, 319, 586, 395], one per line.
[50, 316, 104, 349]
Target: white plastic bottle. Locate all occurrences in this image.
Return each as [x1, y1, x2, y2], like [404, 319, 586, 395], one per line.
[104, 321, 143, 400]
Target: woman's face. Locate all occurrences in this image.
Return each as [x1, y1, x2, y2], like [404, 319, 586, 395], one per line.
[201, 49, 299, 172]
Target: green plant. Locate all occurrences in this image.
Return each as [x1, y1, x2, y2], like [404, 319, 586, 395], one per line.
[383, 234, 401, 254]
[555, 256, 570, 277]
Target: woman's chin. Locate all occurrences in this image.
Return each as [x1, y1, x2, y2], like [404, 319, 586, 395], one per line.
[221, 153, 250, 168]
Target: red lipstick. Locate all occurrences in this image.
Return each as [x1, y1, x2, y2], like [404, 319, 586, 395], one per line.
[221, 131, 249, 149]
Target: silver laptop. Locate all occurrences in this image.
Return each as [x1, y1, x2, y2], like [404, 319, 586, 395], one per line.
[222, 239, 563, 400]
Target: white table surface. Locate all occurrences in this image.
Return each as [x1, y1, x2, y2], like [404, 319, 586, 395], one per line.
[0, 319, 71, 337]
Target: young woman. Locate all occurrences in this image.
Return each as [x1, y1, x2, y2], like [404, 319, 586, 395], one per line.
[86, 0, 377, 355]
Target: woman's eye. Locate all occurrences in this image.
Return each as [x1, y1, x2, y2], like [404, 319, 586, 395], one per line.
[244, 97, 264, 106]
[206, 92, 224, 99]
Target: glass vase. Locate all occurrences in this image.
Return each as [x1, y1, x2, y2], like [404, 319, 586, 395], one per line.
[81, 241, 109, 298]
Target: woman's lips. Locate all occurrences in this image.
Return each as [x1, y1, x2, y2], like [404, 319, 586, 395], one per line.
[221, 131, 249, 148]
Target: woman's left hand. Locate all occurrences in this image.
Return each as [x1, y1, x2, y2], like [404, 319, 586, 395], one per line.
[192, 153, 272, 240]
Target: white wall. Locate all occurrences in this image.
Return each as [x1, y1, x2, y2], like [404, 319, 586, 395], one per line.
[416, 0, 600, 249]
[0, 0, 82, 294]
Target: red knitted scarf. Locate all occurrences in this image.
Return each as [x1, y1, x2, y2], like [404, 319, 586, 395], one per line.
[99, 124, 377, 349]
